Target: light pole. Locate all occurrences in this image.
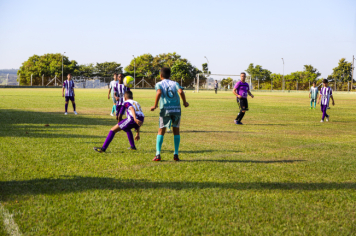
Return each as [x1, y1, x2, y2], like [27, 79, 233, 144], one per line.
[204, 56, 209, 89]
[281, 58, 284, 90]
[132, 55, 136, 89]
[62, 52, 66, 85]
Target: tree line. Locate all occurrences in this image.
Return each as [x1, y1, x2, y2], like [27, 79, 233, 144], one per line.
[17, 53, 353, 90]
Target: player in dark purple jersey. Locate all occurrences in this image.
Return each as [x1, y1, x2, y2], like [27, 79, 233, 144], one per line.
[114, 73, 130, 120]
[93, 91, 144, 153]
[317, 79, 335, 122]
[232, 72, 254, 125]
[62, 73, 77, 115]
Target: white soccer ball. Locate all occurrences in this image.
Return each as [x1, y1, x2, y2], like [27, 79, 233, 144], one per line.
[124, 76, 134, 88]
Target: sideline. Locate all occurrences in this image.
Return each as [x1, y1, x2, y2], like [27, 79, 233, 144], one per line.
[0, 203, 22, 236]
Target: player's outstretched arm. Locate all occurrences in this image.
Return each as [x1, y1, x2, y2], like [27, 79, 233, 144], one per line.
[62, 86, 65, 97]
[331, 95, 335, 106]
[135, 127, 140, 141]
[178, 89, 189, 107]
[317, 94, 321, 104]
[108, 88, 111, 99]
[248, 91, 254, 98]
[151, 89, 162, 111]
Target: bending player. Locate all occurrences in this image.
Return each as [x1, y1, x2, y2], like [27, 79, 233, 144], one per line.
[233, 72, 254, 125]
[62, 73, 77, 115]
[309, 82, 318, 109]
[108, 73, 119, 116]
[151, 67, 189, 161]
[114, 73, 130, 119]
[317, 79, 335, 122]
[94, 91, 144, 153]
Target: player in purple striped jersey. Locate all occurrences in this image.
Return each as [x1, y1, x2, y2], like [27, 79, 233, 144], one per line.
[317, 79, 335, 122]
[233, 72, 254, 125]
[94, 91, 144, 153]
[114, 73, 130, 120]
[62, 73, 77, 115]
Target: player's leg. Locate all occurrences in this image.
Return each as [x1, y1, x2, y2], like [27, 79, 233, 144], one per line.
[64, 96, 69, 114]
[314, 100, 316, 109]
[153, 117, 169, 161]
[94, 124, 122, 152]
[235, 98, 242, 124]
[172, 115, 181, 161]
[320, 105, 326, 122]
[310, 99, 313, 109]
[70, 97, 77, 114]
[237, 98, 248, 124]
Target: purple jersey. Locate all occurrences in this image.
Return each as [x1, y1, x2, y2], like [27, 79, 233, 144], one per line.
[320, 86, 332, 106]
[114, 84, 130, 105]
[234, 81, 250, 98]
[119, 99, 145, 120]
[63, 80, 75, 97]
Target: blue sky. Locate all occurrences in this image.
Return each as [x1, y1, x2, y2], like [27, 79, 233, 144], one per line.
[0, 0, 355, 78]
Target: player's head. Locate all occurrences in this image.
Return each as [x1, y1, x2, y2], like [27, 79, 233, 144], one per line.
[312, 82, 316, 87]
[322, 79, 328, 87]
[124, 90, 133, 101]
[240, 72, 246, 82]
[67, 73, 72, 80]
[113, 73, 118, 80]
[118, 73, 124, 83]
[215, 80, 217, 82]
[160, 67, 171, 80]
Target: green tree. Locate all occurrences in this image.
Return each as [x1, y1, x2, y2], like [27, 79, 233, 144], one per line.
[17, 53, 78, 85]
[95, 62, 122, 77]
[303, 65, 321, 83]
[331, 58, 352, 83]
[78, 63, 95, 77]
[220, 77, 233, 89]
[171, 60, 199, 87]
[124, 53, 155, 79]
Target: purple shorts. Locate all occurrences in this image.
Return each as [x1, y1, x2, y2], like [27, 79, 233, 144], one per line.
[65, 96, 74, 102]
[116, 105, 124, 116]
[119, 116, 144, 132]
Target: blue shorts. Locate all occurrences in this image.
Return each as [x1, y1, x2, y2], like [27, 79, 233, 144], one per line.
[65, 96, 74, 102]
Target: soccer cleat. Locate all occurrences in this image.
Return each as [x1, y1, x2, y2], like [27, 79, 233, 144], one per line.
[237, 121, 243, 125]
[320, 119, 324, 123]
[93, 147, 105, 153]
[74, 111, 78, 115]
[127, 147, 137, 150]
[326, 115, 329, 122]
[64, 112, 68, 115]
[310, 107, 312, 109]
[234, 120, 238, 124]
[174, 154, 180, 161]
[152, 155, 161, 161]
[110, 113, 114, 116]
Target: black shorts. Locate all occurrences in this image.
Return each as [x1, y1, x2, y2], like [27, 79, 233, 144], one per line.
[237, 97, 248, 111]
[65, 96, 75, 102]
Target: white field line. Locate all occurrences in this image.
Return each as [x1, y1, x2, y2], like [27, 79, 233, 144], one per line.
[0, 203, 22, 236]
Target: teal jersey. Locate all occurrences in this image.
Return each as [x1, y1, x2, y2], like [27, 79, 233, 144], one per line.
[310, 87, 318, 99]
[155, 79, 182, 117]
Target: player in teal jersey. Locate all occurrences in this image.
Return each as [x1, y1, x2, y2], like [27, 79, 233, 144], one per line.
[151, 67, 189, 161]
[309, 82, 318, 109]
[108, 73, 119, 116]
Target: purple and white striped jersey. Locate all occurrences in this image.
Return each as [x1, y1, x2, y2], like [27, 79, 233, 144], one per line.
[63, 80, 75, 97]
[119, 99, 145, 120]
[320, 86, 332, 105]
[114, 83, 130, 105]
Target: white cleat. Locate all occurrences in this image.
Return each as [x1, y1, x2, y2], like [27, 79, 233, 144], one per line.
[64, 112, 68, 115]
[110, 113, 114, 116]
[74, 111, 78, 115]
[320, 119, 324, 123]
[326, 116, 329, 122]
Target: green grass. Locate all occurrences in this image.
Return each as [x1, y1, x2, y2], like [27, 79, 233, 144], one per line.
[1, 88, 356, 235]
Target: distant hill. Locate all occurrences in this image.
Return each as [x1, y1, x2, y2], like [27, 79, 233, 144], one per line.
[0, 69, 18, 75]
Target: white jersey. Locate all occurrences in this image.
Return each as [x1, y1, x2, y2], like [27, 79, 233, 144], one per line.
[109, 80, 119, 95]
[121, 99, 145, 119]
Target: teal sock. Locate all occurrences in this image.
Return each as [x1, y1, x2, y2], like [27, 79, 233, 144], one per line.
[156, 135, 164, 155]
[114, 104, 116, 112]
[314, 102, 316, 108]
[111, 105, 116, 113]
[310, 101, 313, 107]
[174, 135, 180, 155]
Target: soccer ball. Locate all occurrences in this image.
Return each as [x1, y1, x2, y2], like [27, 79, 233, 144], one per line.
[124, 76, 134, 88]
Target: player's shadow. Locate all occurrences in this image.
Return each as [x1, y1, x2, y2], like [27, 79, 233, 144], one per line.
[1, 176, 355, 201]
[0, 109, 112, 138]
[181, 159, 305, 163]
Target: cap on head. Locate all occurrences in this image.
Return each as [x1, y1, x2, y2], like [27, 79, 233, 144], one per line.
[161, 67, 171, 79]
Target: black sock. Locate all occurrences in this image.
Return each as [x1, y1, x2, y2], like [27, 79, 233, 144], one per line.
[239, 112, 246, 122]
[236, 112, 242, 121]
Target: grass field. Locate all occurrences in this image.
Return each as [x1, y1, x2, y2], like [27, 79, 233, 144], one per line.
[1, 88, 356, 235]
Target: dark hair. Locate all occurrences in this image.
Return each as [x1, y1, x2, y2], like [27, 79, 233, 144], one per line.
[118, 73, 124, 77]
[323, 79, 328, 84]
[114, 73, 118, 76]
[67, 73, 71, 76]
[124, 90, 133, 99]
[241, 72, 246, 76]
[312, 81, 316, 85]
[161, 67, 171, 79]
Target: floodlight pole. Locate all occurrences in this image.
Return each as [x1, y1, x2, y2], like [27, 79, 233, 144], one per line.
[133, 55, 136, 89]
[204, 56, 209, 89]
[62, 52, 66, 85]
[282, 58, 284, 91]
[352, 55, 354, 91]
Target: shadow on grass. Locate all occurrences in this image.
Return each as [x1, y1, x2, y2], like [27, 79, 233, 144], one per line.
[0, 109, 113, 138]
[182, 159, 305, 163]
[1, 176, 355, 201]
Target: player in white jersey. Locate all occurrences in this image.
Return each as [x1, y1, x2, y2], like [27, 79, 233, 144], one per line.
[309, 82, 318, 109]
[62, 73, 77, 115]
[114, 73, 130, 119]
[317, 79, 335, 122]
[108, 73, 119, 116]
[94, 91, 144, 152]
